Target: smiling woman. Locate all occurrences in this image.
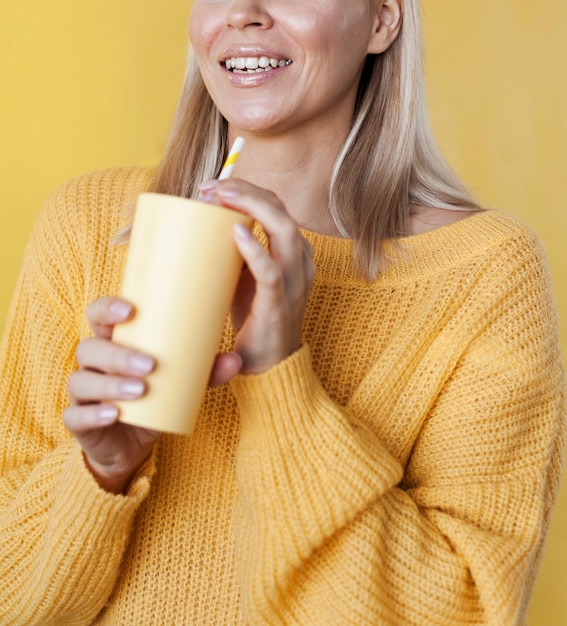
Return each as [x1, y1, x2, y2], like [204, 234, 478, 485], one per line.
[0, 1, 565, 625]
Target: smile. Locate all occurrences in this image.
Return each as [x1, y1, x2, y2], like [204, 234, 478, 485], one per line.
[223, 56, 293, 74]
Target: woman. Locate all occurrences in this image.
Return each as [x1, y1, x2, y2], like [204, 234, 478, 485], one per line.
[0, 0, 564, 624]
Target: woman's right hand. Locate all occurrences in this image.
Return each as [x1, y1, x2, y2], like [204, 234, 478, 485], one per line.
[63, 296, 161, 494]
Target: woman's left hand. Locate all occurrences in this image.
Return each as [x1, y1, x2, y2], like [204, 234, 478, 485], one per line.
[200, 178, 316, 375]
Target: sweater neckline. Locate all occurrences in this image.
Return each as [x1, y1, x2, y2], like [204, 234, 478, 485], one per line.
[296, 210, 525, 285]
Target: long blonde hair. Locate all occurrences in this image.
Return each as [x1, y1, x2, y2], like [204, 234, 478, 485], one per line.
[137, 0, 480, 280]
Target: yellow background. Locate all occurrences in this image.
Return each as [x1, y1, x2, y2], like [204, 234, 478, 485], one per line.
[0, 1, 565, 622]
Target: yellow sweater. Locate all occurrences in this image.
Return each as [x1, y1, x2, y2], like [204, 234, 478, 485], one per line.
[0, 167, 565, 625]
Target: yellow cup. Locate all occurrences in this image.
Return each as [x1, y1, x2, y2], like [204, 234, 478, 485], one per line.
[112, 192, 250, 435]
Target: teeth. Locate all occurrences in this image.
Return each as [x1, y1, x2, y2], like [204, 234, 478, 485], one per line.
[224, 56, 292, 73]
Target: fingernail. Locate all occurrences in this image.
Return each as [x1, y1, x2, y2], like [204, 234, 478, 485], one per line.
[119, 379, 145, 399]
[97, 405, 119, 423]
[233, 223, 252, 240]
[198, 180, 219, 192]
[110, 300, 132, 320]
[201, 192, 215, 203]
[128, 353, 155, 375]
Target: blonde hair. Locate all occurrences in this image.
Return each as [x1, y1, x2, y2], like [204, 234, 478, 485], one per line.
[134, 0, 480, 280]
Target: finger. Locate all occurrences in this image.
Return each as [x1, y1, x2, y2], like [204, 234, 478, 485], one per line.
[76, 337, 155, 377]
[87, 297, 135, 339]
[214, 180, 313, 295]
[234, 222, 315, 311]
[68, 370, 147, 404]
[209, 352, 243, 387]
[302, 238, 317, 284]
[215, 181, 302, 264]
[233, 223, 288, 313]
[63, 403, 120, 433]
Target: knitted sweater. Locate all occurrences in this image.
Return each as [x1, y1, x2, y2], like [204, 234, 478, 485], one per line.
[0, 167, 565, 625]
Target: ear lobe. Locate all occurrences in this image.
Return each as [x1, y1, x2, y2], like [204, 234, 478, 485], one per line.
[367, 0, 403, 55]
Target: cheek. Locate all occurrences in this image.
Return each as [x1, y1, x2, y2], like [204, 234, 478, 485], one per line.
[287, 10, 370, 67]
[188, 7, 222, 57]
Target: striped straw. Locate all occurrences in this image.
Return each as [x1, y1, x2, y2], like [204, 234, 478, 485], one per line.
[219, 137, 245, 180]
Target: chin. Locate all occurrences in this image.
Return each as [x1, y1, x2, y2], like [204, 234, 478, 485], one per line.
[225, 108, 289, 136]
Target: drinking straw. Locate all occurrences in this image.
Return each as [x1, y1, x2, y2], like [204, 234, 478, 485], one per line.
[219, 137, 245, 180]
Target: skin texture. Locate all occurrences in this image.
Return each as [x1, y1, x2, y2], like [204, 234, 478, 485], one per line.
[64, 1, 409, 493]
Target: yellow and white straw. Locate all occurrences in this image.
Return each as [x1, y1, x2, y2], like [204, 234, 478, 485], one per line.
[219, 137, 245, 180]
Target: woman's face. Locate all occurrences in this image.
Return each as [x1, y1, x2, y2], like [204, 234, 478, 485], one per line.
[189, 0, 383, 137]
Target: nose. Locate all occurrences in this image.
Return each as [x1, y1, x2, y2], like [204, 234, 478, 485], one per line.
[225, 0, 274, 30]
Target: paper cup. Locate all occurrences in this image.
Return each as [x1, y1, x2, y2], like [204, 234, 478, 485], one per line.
[112, 192, 250, 435]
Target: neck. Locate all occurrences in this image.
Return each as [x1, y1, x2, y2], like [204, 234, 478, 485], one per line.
[228, 131, 346, 236]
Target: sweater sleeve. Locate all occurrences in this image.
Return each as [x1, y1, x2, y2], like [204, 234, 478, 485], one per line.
[230, 233, 566, 625]
[0, 185, 154, 625]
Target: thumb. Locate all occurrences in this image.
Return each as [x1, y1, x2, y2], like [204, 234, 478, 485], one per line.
[209, 352, 243, 387]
